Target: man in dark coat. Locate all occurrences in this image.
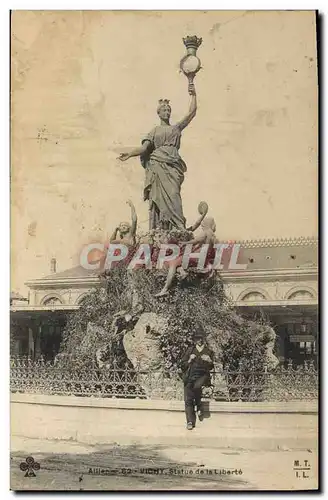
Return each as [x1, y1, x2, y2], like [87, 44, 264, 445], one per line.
[180, 331, 214, 430]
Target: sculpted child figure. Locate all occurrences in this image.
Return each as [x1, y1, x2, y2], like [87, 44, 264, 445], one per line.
[155, 215, 217, 297]
[109, 199, 137, 246]
[99, 200, 137, 274]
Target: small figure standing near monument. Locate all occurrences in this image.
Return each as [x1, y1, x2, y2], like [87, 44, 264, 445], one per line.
[180, 330, 214, 430]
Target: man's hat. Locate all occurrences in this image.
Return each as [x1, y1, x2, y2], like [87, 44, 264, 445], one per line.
[194, 329, 205, 341]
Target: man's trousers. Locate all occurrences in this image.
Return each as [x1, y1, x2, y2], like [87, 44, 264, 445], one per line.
[184, 374, 207, 425]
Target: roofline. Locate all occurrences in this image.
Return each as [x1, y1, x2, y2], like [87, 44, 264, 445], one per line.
[10, 297, 318, 313]
[10, 304, 79, 312]
[217, 236, 318, 248]
[26, 276, 102, 289]
[24, 267, 318, 289]
[220, 267, 318, 282]
[235, 299, 318, 307]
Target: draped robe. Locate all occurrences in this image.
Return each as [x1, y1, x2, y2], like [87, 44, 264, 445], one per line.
[141, 125, 187, 230]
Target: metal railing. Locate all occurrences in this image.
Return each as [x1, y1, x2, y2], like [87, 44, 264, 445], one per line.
[10, 356, 318, 402]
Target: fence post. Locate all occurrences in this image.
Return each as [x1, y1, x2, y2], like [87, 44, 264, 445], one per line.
[135, 361, 141, 400]
[237, 361, 243, 401]
[262, 363, 269, 401]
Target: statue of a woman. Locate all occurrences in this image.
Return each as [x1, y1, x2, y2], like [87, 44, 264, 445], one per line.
[118, 83, 197, 230]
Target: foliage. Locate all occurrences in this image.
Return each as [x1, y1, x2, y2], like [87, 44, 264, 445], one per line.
[58, 265, 130, 369]
[220, 320, 272, 371]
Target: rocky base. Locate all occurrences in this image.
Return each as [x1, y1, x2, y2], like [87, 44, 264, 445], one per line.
[58, 230, 279, 395]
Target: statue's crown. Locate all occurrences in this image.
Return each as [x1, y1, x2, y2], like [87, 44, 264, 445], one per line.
[158, 99, 170, 106]
[183, 35, 202, 50]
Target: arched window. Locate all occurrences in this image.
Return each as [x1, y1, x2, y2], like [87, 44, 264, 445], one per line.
[42, 296, 62, 306]
[288, 290, 314, 300]
[76, 294, 88, 305]
[242, 292, 266, 302]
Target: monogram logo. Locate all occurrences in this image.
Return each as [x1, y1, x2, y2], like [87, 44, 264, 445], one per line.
[20, 456, 40, 477]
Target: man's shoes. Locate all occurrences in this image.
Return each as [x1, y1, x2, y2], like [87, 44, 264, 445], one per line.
[187, 422, 194, 430]
[197, 410, 204, 422]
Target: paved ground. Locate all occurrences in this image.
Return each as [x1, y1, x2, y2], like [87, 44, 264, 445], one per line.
[11, 399, 318, 450]
[10, 436, 318, 491]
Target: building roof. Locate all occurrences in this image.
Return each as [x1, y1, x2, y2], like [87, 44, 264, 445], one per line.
[232, 241, 317, 271]
[28, 237, 318, 285]
[221, 236, 318, 249]
[42, 265, 100, 280]
[10, 291, 28, 300]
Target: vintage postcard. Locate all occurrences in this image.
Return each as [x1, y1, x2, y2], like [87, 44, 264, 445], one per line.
[10, 10, 318, 491]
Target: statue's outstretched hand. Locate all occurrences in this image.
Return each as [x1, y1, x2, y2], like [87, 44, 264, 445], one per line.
[118, 152, 130, 162]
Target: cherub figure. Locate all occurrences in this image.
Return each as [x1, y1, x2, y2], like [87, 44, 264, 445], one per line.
[109, 199, 137, 246]
[155, 213, 217, 298]
[100, 200, 137, 275]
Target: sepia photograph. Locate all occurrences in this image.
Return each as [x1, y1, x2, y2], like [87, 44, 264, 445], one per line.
[10, 10, 318, 491]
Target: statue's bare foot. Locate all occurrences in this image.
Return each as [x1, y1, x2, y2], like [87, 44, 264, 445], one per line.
[177, 268, 188, 280]
[154, 289, 169, 298]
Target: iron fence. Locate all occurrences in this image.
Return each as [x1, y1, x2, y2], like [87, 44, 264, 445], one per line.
[10, 356, 318, 402]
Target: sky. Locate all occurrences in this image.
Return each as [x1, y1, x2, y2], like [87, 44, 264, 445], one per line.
[11, 10, 318, 293]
